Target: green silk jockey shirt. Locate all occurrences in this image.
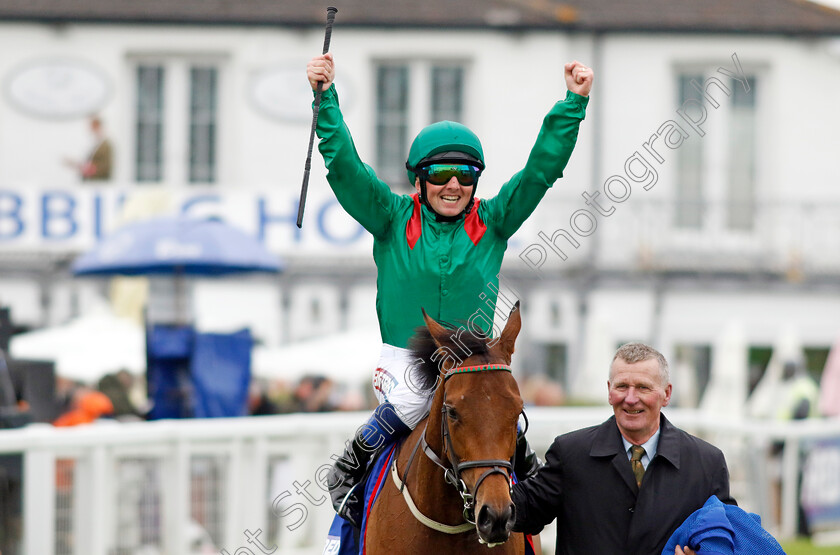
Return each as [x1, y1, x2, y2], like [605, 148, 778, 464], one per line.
[315, 84, 588, 349]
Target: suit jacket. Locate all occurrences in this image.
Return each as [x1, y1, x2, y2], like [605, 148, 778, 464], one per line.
[83, 139, 112, 181]
[512, 414, 735, 555]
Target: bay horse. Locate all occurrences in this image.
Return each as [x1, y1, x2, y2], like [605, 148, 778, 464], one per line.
[363, 303, 528, 554]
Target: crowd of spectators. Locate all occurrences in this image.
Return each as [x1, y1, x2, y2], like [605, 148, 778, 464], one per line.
[247, 374, 373, 416]
[50, 370, 378, 426]
[51, 370, 569, 425]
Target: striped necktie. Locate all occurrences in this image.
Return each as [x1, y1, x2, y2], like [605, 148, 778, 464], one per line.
[630, 445, 646, 487]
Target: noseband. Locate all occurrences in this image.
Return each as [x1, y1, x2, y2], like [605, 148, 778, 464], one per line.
[422, 363, 516, 524]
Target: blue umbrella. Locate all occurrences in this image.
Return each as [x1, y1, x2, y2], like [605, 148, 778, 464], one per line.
[72, 216, 282, 276]
[72, 216, 280, 420]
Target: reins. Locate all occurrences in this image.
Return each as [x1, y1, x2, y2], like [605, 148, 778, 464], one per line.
[392, 363, 520, 532]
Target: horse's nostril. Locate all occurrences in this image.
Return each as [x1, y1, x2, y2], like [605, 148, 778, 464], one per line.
[504, 502, 516, 531]
[477, 503, 516, 541]
[477, 504, 492, 528]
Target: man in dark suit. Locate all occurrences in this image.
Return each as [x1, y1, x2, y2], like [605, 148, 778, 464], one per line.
[512, 342, 735, 555]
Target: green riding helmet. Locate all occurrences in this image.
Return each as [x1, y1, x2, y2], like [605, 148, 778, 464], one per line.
[405, 121, 485, 186]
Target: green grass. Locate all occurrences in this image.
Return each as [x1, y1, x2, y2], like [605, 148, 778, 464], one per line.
[781, 538, 840, 554]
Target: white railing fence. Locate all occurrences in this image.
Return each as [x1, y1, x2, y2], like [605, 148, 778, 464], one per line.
[0, 408, 838, 555]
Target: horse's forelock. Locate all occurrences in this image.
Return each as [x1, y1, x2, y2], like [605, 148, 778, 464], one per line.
[408, 322, 491, 391]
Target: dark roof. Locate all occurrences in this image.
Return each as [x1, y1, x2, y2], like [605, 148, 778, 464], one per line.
[2, 0, 840, 35]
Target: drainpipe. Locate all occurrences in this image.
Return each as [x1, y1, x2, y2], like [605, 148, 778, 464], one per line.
[573, 30, 604, 395]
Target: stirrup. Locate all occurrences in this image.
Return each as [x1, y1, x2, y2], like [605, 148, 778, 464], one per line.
[337, 482, 364, 528]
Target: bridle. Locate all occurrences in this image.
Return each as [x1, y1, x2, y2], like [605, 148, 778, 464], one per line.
[405, 363, 526, 525]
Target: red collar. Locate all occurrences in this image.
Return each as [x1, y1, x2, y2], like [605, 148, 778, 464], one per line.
[405, 193, 486, 249]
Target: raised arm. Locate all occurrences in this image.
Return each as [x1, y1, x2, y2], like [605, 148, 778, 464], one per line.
[307, 54, 400, 237]
[482, 61, 592, 238]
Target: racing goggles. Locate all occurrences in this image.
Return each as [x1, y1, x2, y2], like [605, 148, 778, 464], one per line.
[419, 163, 481, 186]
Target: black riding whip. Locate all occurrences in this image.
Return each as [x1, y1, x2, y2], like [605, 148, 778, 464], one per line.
[297, 6, 338, 228]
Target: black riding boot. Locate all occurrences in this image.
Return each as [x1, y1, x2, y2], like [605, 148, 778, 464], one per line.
[327, 402, 409, 528]
[328, 430, 375, 528]
[513, 433, 543, 479]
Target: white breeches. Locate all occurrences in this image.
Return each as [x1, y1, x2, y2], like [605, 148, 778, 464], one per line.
[371, 344, 435, 430]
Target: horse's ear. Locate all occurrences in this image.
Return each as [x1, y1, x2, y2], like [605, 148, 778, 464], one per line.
[497, 301, 521, 362]
[421, 308, 447, 348]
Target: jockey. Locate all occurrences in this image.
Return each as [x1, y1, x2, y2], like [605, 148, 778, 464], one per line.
[307, 53, 593, 529]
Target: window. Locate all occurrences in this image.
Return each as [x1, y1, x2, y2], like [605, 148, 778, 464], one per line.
[747, 345, 772, 395]
[675, 74, 704, 229]
[134, 59, 221, 184]
[674, 70, 760, 232]
[727, 82, 757, 230]
[136, 65, 164, 182]
[803, 347, 829, 383]
[431, 66, 464, 122]
[544, 343, 568, 385]
[375, 61, 467, 188]
[673, 344, 712, 407]
[748, 344, 827, 399]
[375, 65, 409, 186]
[189, 67, 218, 183]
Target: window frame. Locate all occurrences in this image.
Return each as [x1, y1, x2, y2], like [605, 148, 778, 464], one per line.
[671, 64, 766, 239]
[129, 55, 225, 186]
[372, 59, 470, 190]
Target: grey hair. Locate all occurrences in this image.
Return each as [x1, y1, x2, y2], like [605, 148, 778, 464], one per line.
[611, 342, 670, 385]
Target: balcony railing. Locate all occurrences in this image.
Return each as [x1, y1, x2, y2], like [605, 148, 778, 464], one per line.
[519, 196, 840, 277]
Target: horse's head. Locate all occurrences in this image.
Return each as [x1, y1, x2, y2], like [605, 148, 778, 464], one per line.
[412, 302, 523, 546]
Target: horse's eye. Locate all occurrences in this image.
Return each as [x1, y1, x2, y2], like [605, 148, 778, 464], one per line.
[445, 405, 458, 420]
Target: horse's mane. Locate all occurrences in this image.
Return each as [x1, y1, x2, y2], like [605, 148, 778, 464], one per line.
[408, 321, 492, 392]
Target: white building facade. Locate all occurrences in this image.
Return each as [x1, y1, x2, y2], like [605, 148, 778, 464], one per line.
[1, 1, 839, 403]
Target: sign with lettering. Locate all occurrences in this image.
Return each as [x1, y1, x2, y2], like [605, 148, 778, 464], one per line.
[0, 186, 371, 257]
[801, 437, 840, 532]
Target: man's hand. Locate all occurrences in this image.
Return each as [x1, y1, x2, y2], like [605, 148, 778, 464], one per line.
[307, 53, 335, 91]
[564, 61, 593, 97]
[675, 545, 696, 555]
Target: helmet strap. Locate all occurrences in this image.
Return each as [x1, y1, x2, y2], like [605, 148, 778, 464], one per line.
[418, 177, 428, 206]
[465, 185, 477, 214]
